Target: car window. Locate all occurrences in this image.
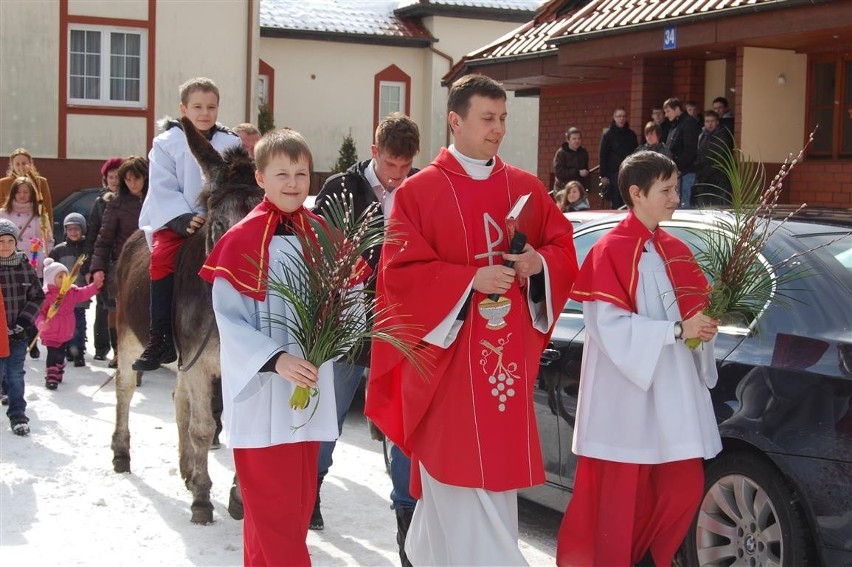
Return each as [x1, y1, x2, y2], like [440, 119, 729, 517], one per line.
[563, 227, 609, 314]
[796, 233, 852, 277]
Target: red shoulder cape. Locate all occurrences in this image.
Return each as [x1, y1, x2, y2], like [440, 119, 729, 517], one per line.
[199, 198, 321, 301]
[570, 210, 709, 318]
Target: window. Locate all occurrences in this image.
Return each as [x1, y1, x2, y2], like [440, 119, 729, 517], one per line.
[808, 57, 852, 158]
[373, 65, 410, 127]
[68, 25, 146, 107]
[379, 81, 405, 119]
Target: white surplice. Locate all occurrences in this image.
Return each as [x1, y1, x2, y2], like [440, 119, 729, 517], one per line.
[211, 234, 338, 449]
[572, 241, 722, 464]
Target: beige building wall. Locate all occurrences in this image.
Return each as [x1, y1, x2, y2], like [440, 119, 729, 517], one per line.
[260, 38, 428, 171]
[704, 59, 727, 112]
[154, 1, 252, 131]
[67, 115, 149, 158]
[0, 0, 61, 158]
[68, 0, 147, 19]
[740, 47, 807, 162]
[422, 16, 539, 171]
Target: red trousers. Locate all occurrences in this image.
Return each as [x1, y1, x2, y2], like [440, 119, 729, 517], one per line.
[150, 228, 185, 279]
[557, 456, 704, 567]
[233, 442, 320, 567]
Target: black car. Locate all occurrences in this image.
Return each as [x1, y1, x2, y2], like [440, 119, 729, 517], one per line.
[525, 209, 852, 566]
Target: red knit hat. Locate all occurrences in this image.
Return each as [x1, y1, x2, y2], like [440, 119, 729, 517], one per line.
[100, 157, 124, 177]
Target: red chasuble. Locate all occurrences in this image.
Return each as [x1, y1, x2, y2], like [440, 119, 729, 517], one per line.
[366, 148, 578, 496]
[199, 198, 321, 300]
[570, 210, 709, 318]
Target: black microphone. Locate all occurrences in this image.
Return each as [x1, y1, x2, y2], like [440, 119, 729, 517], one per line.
[488, 231, 527, 302]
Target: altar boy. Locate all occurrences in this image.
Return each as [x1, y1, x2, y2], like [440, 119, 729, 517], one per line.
[200, 129, 337, 566]
[557, 151, 721, 566]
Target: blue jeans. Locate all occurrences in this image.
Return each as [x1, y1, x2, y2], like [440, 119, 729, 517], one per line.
[317, 362, 365, 479]
[679, 172, 696, 208]
[2, 339, 29, 420]
[389, 442, 415, 510]
[69, 306, 87, 354]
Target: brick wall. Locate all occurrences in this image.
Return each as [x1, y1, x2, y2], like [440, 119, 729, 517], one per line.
[538, 80, 634, 203]
[788, 160, 852, 208]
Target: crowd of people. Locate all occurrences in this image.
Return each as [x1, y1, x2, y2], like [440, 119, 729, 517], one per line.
[553, 96, 736, 211]
[3, 74, 725, 566]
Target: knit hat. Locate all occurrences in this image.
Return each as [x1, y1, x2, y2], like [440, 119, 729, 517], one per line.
[101, 157, 124, 178]
[63, 212, 87, 234]
[43, 258, 69, 286]
[0, 218, 19, 243]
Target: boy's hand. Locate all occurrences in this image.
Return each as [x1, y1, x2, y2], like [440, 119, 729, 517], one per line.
[274, 353, 318, 388]
[187, 215, 206, 235]
[166, 213, 206, 237]
[683, 312, 720, 342]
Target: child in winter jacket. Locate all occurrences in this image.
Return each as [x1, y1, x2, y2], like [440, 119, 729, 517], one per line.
[48, 213, 90, 367]
[0, 218, 45, 435]
[36, 258, 101, 389]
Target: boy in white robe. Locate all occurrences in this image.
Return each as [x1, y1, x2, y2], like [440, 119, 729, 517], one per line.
[201, 130, 337, 566]
[557, 151, 722, 566]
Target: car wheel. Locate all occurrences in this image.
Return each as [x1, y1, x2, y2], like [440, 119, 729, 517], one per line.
[683, 452, 814, 567]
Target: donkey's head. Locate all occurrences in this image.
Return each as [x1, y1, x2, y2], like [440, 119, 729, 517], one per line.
[181, 116, 265, 252]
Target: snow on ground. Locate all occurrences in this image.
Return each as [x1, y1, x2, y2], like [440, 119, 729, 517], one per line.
[1, 313, 559, 565]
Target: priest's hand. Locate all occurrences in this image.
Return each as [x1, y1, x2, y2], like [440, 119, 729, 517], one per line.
[274, 353, 318, 388]
[473, 265, 516, 296]
[683, 312, 719, 342]
[503, 244, 543, 278]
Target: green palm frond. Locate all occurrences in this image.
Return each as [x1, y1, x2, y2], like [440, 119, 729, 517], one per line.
[680, 133, 824, 348]
[255, 189, 431, 429]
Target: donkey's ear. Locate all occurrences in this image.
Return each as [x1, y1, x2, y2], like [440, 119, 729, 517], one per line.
[181, 116, 225, 180]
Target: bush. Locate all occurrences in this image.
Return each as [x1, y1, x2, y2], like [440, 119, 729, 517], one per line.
[331, 132, 358, 173]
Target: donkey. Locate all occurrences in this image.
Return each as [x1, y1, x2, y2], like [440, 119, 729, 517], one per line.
[110, 116, 263, 524]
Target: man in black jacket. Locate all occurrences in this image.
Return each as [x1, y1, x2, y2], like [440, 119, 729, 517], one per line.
[599, 108, 638, 209]
[695, 110, 734, 207]
[553, 127, 590, 193]
[312, 112, 420, 567]
[664, 97, 702, 207]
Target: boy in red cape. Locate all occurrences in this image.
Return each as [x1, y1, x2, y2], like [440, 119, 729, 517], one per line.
[556, 151, 721, 566]
[200, 129, 338, 566]
[366, 74, 578, 565]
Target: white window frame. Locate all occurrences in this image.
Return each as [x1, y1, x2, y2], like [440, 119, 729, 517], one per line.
[379, 80, 405, 118]
[67, 24, 147, 108]
[258, 75, 269, 106]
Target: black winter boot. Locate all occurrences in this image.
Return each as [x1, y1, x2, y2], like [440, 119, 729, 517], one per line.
[132, 275, 177, 371]
[396, 508, 415, 567]
[309, 478, 324, 530]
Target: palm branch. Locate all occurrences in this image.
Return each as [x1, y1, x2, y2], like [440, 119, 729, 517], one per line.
[682, 130, 843, 348]
[261, 190, 429, 430]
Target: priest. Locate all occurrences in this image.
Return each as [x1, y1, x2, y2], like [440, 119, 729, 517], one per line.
[366, 74, 578, 565]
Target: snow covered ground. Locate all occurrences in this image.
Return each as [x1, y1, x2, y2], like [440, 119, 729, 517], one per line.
[1, 314, 560, 566]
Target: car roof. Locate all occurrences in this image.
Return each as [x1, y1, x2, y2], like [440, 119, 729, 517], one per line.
[573, 207, 852, 235]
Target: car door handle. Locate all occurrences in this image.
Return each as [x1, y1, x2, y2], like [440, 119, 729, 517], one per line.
[540, 348, 561, 366]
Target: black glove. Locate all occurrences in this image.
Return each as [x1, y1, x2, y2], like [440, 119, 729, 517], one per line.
[165, 213, 197, 237]
[8, 325, 27, 342]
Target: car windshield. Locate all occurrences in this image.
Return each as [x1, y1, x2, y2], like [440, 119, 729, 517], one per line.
[795, 232, 852, 277]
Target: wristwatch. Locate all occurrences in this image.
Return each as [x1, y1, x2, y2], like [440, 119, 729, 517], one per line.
[674, 321, 684, 341]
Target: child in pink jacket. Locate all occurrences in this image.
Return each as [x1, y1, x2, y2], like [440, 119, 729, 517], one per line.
[36, 258, 101, 389]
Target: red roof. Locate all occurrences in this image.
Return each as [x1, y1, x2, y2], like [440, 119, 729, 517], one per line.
[551, 0, 785, 39]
